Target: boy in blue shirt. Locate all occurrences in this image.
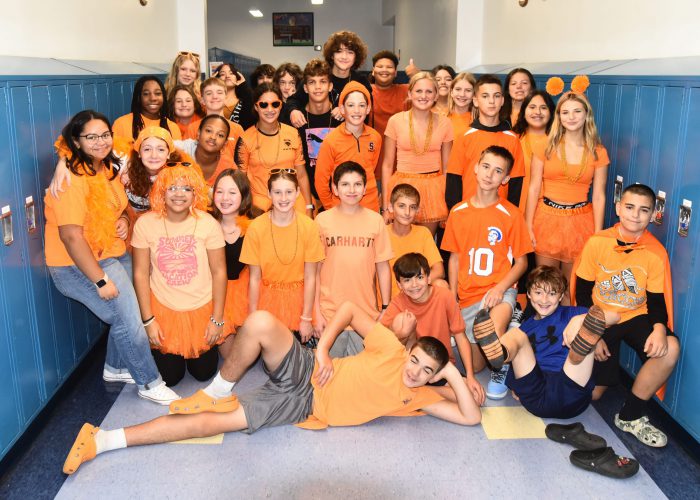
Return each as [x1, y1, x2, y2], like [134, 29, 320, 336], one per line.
[473, 266, 618, 418]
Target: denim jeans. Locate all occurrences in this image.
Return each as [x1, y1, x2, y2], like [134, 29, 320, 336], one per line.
[49, 252, 163, 389]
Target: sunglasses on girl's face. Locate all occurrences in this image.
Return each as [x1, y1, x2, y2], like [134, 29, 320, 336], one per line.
[257, 101, 282, 109]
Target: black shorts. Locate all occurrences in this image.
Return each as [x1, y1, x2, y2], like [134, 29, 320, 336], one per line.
[593, 314, 675, 387]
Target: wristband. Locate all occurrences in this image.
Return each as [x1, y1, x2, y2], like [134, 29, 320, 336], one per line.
[94, 273, 110, 289]
[305, 204, 314, 210]
[143, 316, 155, 327]
[300, 315, 313, 322]
[210, 316, 225, 327]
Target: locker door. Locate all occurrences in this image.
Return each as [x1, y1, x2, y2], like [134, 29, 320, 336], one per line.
[633, 85, 662, 185]
[0, 85, 23, 455]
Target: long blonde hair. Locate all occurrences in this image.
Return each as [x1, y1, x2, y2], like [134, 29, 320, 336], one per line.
[407, 71, 438, 108]
[165, 52, 202, 99]
[545, 91, 601, 160]
[447, 72, 476, 115]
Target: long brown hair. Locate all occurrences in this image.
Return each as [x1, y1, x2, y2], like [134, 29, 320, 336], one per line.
[210, 169, 261, 220]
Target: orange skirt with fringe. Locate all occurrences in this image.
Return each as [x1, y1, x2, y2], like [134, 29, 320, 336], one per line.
[150, 293, 233, 358]
[224, 266, 250, 332]
[259, 279, 305, 331]
[533, 201, 593, 263]
[389, 170, 447, 223]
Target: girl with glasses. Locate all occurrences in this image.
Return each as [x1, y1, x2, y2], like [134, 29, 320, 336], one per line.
[234, 83, 313, 216]
[132, 165, 228, 387]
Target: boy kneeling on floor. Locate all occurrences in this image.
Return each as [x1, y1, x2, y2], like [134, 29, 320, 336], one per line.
[473, 265, 620, 419]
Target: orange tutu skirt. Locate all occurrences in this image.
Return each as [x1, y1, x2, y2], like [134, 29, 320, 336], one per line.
[224, 266, 250, 332]
[533, 201, 593, 263]
[150, 293, 233, 358]
[259, 279, 306, 331]
[389, 171, 447, 223]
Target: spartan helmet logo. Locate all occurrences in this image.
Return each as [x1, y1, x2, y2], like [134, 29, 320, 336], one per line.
[487, 226, 503, 246]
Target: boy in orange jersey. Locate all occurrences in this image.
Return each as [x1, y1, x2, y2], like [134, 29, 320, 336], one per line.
[63, 301, 481, 476]
[382, 253, 485, 405]
[296, 59, 343, 208]
[315, 162, 393, 357]
[574, 183, 679, 447]
[445, 74, 525, 211]
[314, 81, 382, 212]
[442, 146, 532, 400]
[386, 183, 444, 299]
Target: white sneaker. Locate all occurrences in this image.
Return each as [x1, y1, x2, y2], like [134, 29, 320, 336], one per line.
[103, 369, 135, 384]
[139, 382, 179, 405]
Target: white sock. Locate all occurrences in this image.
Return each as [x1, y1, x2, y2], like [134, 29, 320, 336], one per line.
[94, 428, 127, 455]
[203, 372, 235, 398]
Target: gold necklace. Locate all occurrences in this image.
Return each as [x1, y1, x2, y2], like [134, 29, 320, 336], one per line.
[559, 140, 589, 183]
[269, 212, 299, 265]
[408, 109, 434, 155]
[256, 124, 281, 171]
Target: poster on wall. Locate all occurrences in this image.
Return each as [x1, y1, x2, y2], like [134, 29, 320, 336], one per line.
[273, 12, 314, 46]
[209, 61, 223, 77]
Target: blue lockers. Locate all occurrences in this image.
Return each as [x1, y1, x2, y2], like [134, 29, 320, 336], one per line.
[0, 73, 145, 459]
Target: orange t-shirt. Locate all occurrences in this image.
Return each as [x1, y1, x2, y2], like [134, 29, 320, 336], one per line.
[304, 323, 445, 428]
[185, 117, 243, 160]
[175, 116, 202, 139]
[314, 124, 382, 211]
[535, 144, 609, 204]
[387, 224, 442, 298]
[316, 207, 393, 321]
[447, 127, 525, 202]
[112, 113, 182, 146]
[371, 84, 409, 136]
[574, 225, 671, 324]
[449, 111, 473, 139]
[44, 169, 127, 266]
[381, 285, 465, 362]
[519, 132, 548, 208]
[441, 199, 533, 308]
[385, 111, 454, 174]
[240, 213, 324, 283]
[235, 124, 306, 211]
[131, 210, 225, 311]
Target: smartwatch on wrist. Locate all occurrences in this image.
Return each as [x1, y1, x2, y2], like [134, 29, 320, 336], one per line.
[94, 274, 109, 289]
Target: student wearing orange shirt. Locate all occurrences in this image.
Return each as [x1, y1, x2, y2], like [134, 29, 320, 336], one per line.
[315, 81, 382, 212]
[447, 72, 476, 138]
[370, 50, 409, 140]
[45, 110, 178, 407]
[442, 146, 532, 399]
[385, 183, 444, 299]
[315, 162, 393, 357]
[525, 90, 609, 289]
[167, 85, 204, 138]
[432, 65, 456, 116]
[502, 68, 536, 128]
[446, 74, 525, 211]
[382, 72, 453, 234]
[240, 170, 324, 343]
[62, 300, 481, 476]
[176, 115, 236, 186]
[235, 84, 313, 215]
[113, 76, 181, 146]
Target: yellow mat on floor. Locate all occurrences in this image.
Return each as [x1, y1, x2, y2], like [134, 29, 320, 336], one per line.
[481, 406, 546, 439]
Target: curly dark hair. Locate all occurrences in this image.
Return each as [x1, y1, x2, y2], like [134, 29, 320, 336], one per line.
[61, 110, 120, 178]
[322, 31, 367, 70]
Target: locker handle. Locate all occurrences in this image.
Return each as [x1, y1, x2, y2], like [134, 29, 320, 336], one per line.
[1, 205, 13, 246]
[25, 196, 36, 233]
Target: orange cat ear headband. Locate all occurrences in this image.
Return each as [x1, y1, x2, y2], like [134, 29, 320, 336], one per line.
[545, 75, 590, 96]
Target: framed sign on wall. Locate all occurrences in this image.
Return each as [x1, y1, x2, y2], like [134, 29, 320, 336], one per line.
[272, 12, 314, 47]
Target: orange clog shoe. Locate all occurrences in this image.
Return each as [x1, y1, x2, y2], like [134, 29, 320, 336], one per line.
[63, 423, 98, 475]
[169, 389, 239, 415]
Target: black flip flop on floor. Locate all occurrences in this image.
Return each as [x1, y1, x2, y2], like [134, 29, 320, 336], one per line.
[545, 422, 607, 451]
[570, 447, 640, 479]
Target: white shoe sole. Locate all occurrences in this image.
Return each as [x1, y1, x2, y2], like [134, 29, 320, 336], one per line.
[486, 390, 507, 400]
[138, 391, 178, 406]
[103, 372, 135, 384]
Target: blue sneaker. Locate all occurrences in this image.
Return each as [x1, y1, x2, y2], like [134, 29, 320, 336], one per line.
[487, 364, 509, 400]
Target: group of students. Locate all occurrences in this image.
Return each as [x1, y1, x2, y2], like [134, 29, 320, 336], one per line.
[46, 30, 679, 476]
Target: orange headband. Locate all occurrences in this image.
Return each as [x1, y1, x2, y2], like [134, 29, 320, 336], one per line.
[545, 75, 590, 96]
[134, 126, 174, 153]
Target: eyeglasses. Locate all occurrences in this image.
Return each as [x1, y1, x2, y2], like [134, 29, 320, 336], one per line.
[178, 51, 200, 58]
[257, 101, 282, 109]
[167, 185, 194, 193]
[270, 168, 296, 175]
[166, 162, 193, 167]
[79, 131, 113, 144]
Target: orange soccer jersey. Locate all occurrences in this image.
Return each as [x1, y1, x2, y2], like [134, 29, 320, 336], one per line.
[447, 127, 525, 204]
[441, 199, 533, 308]
[314, 124, 382, 211]
[573, 224, 674, 327]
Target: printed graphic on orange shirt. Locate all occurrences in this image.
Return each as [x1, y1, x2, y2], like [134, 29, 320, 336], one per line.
[596, 266, 646, 310]
[325, 235, 376, 247]
[487, 226, 503, 246]
[306, 127, 333, 168]
[369, 141, 376, 153]
[157, 235, 198, 286]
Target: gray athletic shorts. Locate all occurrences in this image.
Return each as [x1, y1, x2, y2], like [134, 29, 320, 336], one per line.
[238, 339, 315, 434]
[461, 287, 517, 343]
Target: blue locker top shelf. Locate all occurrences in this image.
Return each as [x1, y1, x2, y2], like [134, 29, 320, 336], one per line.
[0, 55, 168, 77]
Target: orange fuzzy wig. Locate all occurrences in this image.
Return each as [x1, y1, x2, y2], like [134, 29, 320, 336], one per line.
[149, 165, 209, 217]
